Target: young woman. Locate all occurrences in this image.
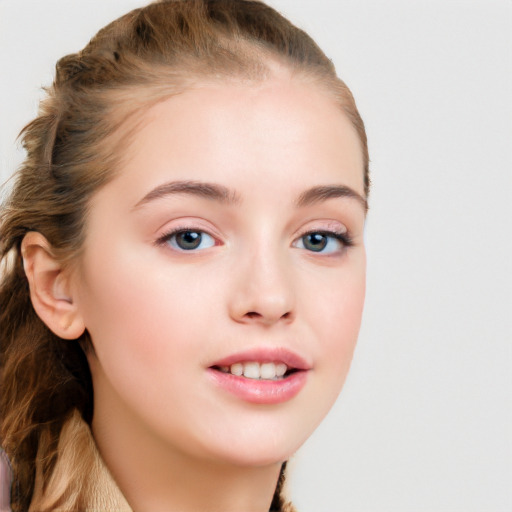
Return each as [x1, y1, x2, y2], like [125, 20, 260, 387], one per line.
[0, 1, 369, 510]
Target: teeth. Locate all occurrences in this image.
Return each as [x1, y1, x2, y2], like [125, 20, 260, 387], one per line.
[275, 363, 287, 377]
[243, 362, 260, 379]
[260, 362, 276, 379]
[224, 362, 289, 380]
[230, 363, 243, 376]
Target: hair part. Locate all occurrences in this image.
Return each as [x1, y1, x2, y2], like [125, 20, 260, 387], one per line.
[1, 1, 368, 510]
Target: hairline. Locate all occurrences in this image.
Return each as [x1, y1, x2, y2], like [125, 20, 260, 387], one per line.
[69, 56, 367, 265]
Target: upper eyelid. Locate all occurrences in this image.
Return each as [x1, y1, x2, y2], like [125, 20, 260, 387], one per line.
[294, 221, 349, 238]
[297, 227, 347, 237]
[156, 219, 222, 238]
[154, 218, 352, 243]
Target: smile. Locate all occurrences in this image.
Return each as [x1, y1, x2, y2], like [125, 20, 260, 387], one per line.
[207, 348, 310, 404]
[215, 361, 290, 380]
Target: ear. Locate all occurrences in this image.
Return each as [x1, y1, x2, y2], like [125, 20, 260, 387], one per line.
[21, 232, 85, 340]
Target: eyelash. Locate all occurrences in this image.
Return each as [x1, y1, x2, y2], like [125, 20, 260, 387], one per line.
[299, 229, 354, 249]
[155, 225, 218, 251]
[155, 227, 353, 253]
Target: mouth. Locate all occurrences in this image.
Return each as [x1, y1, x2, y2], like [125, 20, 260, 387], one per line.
[211, 361, 297, 381]
[207, 348, 310, 404]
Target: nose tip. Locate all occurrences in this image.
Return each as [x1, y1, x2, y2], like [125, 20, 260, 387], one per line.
[228, 264, 295, 326]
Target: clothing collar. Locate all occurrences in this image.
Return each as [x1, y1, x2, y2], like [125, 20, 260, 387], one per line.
[30, 410, 132, 512]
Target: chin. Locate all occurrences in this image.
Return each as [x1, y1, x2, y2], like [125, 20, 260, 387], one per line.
[193, 421, 312, 468]
[211, 444, 297, 468]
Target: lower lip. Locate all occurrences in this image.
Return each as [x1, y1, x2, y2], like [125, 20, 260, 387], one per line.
[206, 369, 308, 404]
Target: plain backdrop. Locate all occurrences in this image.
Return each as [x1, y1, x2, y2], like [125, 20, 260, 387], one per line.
[1, 1, 511, 510]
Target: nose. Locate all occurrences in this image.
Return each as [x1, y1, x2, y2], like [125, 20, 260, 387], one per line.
[228, 248, 295, 326]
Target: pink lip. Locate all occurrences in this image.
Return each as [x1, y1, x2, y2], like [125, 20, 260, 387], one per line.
[207, 347, 311, 404]
[209, 347, 311, 371]
[207, 368, 308, 404]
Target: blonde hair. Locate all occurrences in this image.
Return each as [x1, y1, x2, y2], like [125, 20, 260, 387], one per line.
[0, 1, 369, 510]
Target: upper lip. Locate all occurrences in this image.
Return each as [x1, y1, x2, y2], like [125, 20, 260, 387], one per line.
[209, 347, 311, 371]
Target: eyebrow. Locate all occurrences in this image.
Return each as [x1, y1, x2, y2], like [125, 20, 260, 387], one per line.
[133, 180, 241, 209]
[296, 185, 368, 211]
[134, 180, 367, 211]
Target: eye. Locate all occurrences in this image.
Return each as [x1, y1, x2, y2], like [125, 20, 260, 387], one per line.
[294, 231, 352, 254]
[162, 229, 216, 251]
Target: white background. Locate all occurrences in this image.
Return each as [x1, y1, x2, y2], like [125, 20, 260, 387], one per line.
[1, 1, 511, 510]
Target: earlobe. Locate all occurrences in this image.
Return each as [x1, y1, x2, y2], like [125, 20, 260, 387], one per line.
[21, 232, 85, 340]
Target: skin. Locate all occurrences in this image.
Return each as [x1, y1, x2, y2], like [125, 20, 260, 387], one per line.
[29, 69, 367, 511]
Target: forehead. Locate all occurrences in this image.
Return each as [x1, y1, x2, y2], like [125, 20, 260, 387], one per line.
[106, 75, 365, 204]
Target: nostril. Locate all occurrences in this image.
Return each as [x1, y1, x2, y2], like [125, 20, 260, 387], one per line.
[243, 311, 292, 322]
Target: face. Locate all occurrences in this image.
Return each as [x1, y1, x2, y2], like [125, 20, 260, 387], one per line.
[73, 71, 367, 467]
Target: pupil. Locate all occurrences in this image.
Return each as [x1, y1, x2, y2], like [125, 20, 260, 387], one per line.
[177, 231, 201, 250]
[304, 233, 327, 252]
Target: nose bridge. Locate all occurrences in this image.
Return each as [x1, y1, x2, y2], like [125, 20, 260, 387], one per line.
[229, 234, 295, 325]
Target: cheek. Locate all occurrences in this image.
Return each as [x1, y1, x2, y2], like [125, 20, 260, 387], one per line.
[305, 256, 366, 389]
[77, 247, 218, 396]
